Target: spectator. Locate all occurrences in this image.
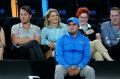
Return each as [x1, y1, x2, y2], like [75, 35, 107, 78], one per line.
[0, 26, 5, 60]
[11, 6, 44, 60]
[41, 8, 67, 59]
[55, 17, 95, 79]
[76, 7, 113, 61]
[101, 7, 120, 60]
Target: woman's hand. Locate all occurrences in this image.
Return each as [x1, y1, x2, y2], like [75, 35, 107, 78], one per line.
[48, 42, 55, 49]
[86, 29, 94, 35]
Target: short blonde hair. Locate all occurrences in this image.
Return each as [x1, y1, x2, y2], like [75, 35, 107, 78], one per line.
[44, 8, 61, 27]
[110, 7, 120, 14]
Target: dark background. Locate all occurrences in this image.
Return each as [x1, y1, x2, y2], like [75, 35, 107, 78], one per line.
[0, 61, 120, 79]
[0, 0, 120, 19]
[0, 0, 120, 79]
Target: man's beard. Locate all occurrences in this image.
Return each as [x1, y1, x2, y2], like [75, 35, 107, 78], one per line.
[68, 31, 77, 36]
[68, 32, 74, 35]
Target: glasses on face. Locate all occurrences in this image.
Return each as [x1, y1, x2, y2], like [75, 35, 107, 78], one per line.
[79, 16, 88, 19]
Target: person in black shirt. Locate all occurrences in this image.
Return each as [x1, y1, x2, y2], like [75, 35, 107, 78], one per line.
[76, 7, 113, 61]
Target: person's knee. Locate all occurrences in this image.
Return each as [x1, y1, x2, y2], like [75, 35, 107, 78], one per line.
[94, 52, 104, 61]
[94, 39, 101, 43]
[86, 67, 95, 76]
[55, 66, 65, 79]
[55, 71, 64, 77]
[55, 72, 65, 79]
[55, 65, 65, 73]
[55, 65, 66, 76]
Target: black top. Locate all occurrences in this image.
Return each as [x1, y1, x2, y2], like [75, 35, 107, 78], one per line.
[79, 24, 99, 41]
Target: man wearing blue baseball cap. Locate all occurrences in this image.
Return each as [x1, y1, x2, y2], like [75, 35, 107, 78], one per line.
[55, 17, 95, 79]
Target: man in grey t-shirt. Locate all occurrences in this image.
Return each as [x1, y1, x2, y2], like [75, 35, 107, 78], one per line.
[11, 6, 44, 60]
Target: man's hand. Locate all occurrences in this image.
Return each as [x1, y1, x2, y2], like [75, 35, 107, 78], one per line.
[86, 29, 94, 35]
[73, 67, 80, 75]
[67, 67, 80, 76]
[67, 68, 75, 76]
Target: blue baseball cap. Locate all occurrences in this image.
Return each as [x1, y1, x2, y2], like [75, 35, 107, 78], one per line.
[67, 17, 80, 27]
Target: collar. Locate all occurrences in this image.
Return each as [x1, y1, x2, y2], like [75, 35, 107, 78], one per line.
[19, 23, 32, 28]
[79, 23, 91, 29]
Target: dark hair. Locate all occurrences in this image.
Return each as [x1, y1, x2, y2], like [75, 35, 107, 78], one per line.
[76, 7, 89, 18]
[20, 6, 32, 15]
[110, 7, 120, 14]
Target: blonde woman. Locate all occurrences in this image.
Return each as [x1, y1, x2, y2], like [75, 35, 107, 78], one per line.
[41, 9, 67, 59]
[76, 7, 113, 61]
[0, 26, 5, 60]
